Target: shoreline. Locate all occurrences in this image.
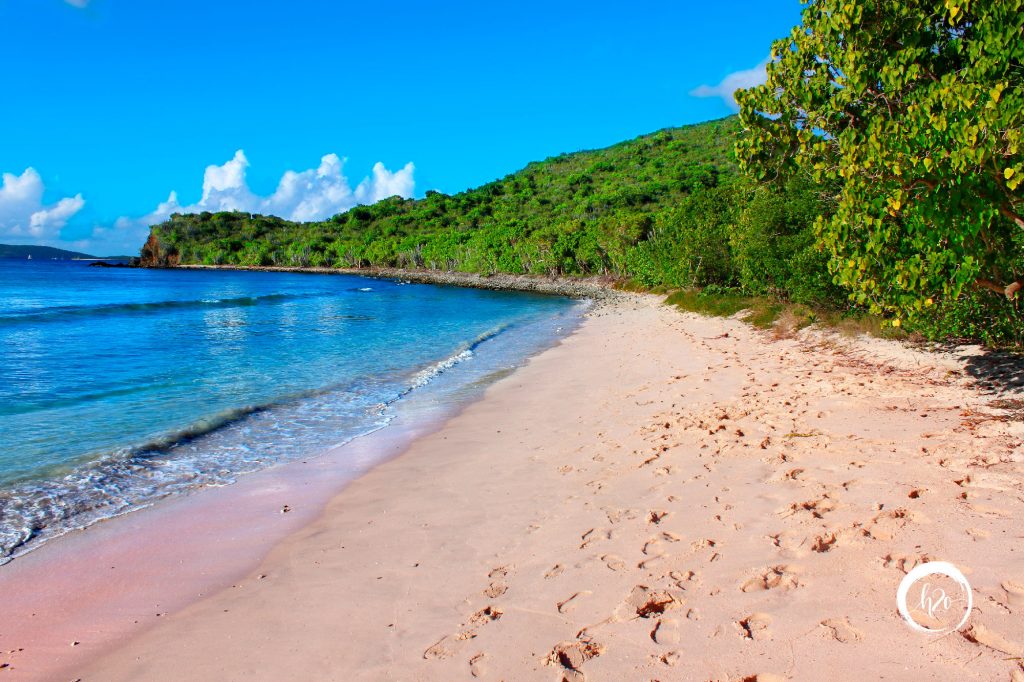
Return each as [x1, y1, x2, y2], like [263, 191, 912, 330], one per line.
[164, 264, 623, 299]
[0, 277, 587, 569]
[0, 297, 587, 680]
[0, 369, 468, 680]
[6, 295, 1024, 680]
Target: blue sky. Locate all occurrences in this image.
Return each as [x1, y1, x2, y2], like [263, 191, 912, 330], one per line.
[0, 0, 800, 254]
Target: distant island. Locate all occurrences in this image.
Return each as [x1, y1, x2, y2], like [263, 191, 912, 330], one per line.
[1, 243, 96, 260]
[0, 243, 132, 261]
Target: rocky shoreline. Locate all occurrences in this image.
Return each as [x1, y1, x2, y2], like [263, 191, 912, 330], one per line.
[170, 264, 621, 299]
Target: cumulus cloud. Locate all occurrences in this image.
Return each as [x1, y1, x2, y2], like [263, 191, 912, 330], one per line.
[0, 167, 85, 243]
[355, 162, 417, 204]
[690, 58, 770, 110]
[103, 151, 415, 252]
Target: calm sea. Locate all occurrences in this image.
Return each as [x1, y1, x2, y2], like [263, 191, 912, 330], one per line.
[0, 259, 583, 562]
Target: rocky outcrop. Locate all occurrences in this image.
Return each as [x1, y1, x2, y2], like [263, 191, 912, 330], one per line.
[139, 231, 179, 267]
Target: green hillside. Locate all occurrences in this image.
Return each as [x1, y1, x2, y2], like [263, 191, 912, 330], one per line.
[142, 117, 835, 302]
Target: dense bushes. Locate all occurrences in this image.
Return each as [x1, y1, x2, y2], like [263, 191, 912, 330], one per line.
[731, 179, 844, 307]
[913, 292, 1024, 347]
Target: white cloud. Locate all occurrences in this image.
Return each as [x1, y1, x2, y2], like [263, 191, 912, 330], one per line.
[159, 150, 415, 220]
[265, 154, 355, 222]
[355, 162, 416, 205]
[100, 151, 415, 254]
[64, 0, 89, 7]
[0, 167, 85, 243]
[690, 58, 770, 110]
[194, 149, 258, 212]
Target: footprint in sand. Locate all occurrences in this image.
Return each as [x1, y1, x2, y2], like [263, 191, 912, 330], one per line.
[557, 591, 591, 614]
[1002, 579, 1024, 609]
[641, 534, 680, 567]
[647, 510, 670, 524]
[690, 537, 717, 553]
[779, 494, 838, 520]
[469, 653, 488, 678]
[484, 566, 512, 598]
[469, 606, 503, 627]
[811, 532, 838, 553]
[966, 503, 1012, 519]
[659, 650, 681, 666]
[865, 508, 915, 541]
[602, 507, 639, 524]
[963, 623, 1024, 657]
[423, 606, 503, 660]
[740, 565, 802, 593]
[580, 528, 613, 550]
[880, 552, 931, 574]
[616, 585, 684, 620]
[601, 554, 626, 572]
[651, 617, 681, 645]
[765, 466, 804, 483]
[820, 617, 862, 643]
[763, 452, 793, 466]
[670, 569, 700, 587]
[545, 564, 565, 579]
[545, 640, 604, 682]
[737, 613, 772, 640]
[639, 554, 667, 570]
[424, 634, 471, 660]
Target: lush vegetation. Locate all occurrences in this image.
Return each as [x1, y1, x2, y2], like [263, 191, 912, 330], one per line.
[738, 0, 1023, 332]
[143, 117, 840, 304]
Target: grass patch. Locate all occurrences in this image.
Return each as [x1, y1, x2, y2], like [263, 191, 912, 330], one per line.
[665, 289, 794, 330]
[745, 302, 787, 329]
[616, 279, 670, 294]
[665, 288, 903, 340]
[665, 289, 756, 318]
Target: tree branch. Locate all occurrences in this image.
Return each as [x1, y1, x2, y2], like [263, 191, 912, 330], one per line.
[976, 277, 1024, 300]
[999, 204, 1024, 230]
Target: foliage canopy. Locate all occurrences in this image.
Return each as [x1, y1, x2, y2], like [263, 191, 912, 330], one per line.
[737, 0, 1024, 322]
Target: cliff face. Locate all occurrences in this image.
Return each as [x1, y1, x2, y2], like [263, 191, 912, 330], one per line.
[139, 231, 179, 267]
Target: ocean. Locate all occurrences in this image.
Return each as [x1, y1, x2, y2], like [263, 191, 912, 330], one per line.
[0, 259, 584, 563]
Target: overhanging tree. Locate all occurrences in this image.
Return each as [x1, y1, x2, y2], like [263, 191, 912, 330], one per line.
[736, 0, 1023, 322]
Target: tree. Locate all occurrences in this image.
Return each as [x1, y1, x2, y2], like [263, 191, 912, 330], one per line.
[736, 0, 1023, 322]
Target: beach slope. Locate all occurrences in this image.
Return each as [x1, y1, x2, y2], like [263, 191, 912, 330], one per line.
[82, 296, 1024, 681]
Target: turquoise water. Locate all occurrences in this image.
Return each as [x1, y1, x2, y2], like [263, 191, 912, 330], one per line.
[0, 259, 583, 562]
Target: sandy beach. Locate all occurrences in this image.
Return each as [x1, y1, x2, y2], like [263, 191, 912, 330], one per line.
[7, 294, 1024, 680]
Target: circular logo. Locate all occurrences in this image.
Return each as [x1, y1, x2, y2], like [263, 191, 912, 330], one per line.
[896, 561, 972, 634]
